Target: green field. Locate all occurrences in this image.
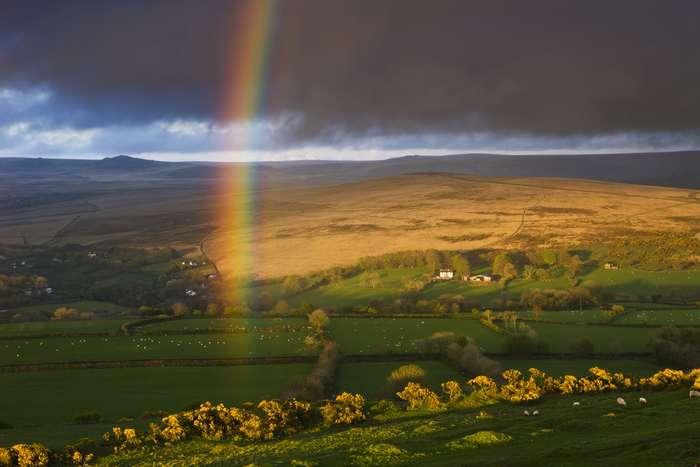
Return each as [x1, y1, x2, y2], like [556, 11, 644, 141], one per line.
[0, 319, 128, 338]
[0, 364, 312, 447]
[529, 323, 655, 353]
[97, 388, 700, 466]
[614, 308, 700, 325]
[329, 317, 499, 354]
[0, 334, 307, 365]
[335, 361, 463, 399]
[138, 316, 307, 333]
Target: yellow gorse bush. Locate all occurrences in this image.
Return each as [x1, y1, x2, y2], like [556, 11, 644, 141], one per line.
[320, 392, 366, 425]
[396, 382, 442, 411]
[463, 367, 699, 404]
[441, 380, 463, 402]
[6, 444, 49, 467]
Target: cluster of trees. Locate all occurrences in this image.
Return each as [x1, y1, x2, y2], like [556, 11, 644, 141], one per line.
[284, 340, 339, 401]
[520, 287, 597, 311]
[52, 307, 95, 321]
[415, 332, 502, 378]
[0, 274, 49, 307]
[650, 326, 700, 368]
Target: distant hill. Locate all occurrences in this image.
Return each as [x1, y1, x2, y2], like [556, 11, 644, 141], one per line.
[1, 151, 699, 188]
[96, 155, 164, 170]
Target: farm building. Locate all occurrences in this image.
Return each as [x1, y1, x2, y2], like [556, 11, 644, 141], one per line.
[468, 274, 493, 283]
[438, 269, 454, 279]
[604, 262, 620, 270]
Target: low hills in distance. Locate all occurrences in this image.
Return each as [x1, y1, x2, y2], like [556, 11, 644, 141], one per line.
[1, 150, 700, 188]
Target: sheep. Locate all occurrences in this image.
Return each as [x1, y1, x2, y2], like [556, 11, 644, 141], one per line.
[689, 390, 700, 398]
[523, 410, 530, 416]
[532, 410, 539, 416]
[616, 397, 627, 406]
[572, 401, 580, 407]
[639, 397, 647, 405]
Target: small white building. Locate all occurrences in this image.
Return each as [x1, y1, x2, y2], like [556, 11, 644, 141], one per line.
[438, 269, 454, 280]
[469, 274, 493, 283]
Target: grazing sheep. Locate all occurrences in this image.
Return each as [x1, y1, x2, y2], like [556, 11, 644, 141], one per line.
[532, 410, 539, 416]
[572, 402, 580, 407]
[689, 390, 700, 398]
[639, 397, 647, 405]
[616, 397, 627, 406]
[523, 410, 530, 416]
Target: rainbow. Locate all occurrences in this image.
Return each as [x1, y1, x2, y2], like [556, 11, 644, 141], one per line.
[217, 0, 279, 306]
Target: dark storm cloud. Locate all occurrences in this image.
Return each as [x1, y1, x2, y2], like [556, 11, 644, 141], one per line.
[2, 0, 700, 141]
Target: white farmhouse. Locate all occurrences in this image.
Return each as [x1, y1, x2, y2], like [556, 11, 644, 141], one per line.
[438, 269, 454, 280]
[469, 274, 493, 283]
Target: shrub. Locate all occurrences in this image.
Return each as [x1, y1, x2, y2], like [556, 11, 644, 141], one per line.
[52, 307, 79, 320]
[387, 364, 426, 392]
[0, 448, 13, 467]
[498, 369, 544, 403]
[441, 380, 463, 402]
[10, 444, 50, 467]
[467, 375, 499, 396]
[308, 309, 330, 334]
[396, 382, 442, 411]
[258, 399, 312, 437]
[321, 392, 366, 425]
[73, 411, 101, 424]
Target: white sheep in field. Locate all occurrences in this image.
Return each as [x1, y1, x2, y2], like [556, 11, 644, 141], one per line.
[523, 410, 530, 416]
[532, 410, 539, 416]
[572, 401, 580, 407]
[616, 397, 627, 406]
[690, 390, 700, 398]
[639, 397, 647, 405]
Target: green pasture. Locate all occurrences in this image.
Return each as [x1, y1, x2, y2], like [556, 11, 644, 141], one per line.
[614, 308, 700, 325]
[0, 364, 311, 447]
[0, 319, 128, 338]
[138, 317, 307, 333]
[328, 317, 501, 354]
[335, 361, 463, 399]
[0, 333, 307, 365]
[529, 323, 654, 353]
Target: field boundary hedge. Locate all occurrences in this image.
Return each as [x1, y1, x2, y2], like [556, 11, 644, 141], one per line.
[0, 331, 111, 341]
[0, 352, 653, 373]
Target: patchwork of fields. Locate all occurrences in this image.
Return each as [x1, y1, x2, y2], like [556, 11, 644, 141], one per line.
[0, 305, 695, 448]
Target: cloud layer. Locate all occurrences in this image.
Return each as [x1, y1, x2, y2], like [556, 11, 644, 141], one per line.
[1, 0, 700, 158]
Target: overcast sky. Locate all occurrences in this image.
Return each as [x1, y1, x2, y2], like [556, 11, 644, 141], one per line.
[2, 0, 700, 161]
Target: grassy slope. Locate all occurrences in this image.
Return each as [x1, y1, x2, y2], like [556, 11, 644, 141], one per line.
[282, 267, 700, 310]
[98, 389, 700, 466]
